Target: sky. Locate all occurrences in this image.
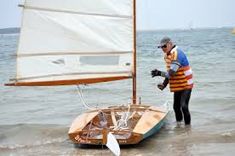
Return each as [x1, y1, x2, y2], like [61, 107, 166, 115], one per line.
[0, 0, 235, 30]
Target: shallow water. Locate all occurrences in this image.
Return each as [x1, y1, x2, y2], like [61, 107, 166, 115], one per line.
[0, 28, 235, 155]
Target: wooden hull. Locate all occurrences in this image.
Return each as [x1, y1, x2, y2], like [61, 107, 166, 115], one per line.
[68, 104, 168, 145]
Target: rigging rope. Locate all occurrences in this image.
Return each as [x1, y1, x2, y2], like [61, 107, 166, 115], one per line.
[76, 85, 95, 110]
[113, 104, 131, 130]
[76, 84, 133, 109]
[76, 85, 134, 131]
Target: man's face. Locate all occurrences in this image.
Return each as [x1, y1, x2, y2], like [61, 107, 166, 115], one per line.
[161, 42, 172, 54]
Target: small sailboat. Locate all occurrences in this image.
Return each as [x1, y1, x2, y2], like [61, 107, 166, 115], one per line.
[6, 0, 168, 150]
[232, 28, 235, 34]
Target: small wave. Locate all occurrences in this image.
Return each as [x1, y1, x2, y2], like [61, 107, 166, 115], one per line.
[221, 132, 232, 137]
[0, 124, 68, 149]
[0, 138, 66, 150]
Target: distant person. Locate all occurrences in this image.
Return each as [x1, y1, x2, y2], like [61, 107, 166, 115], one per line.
[151, 37, 193, 126]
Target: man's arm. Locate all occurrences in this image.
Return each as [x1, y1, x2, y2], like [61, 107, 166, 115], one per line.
[151, 60, 181, 78]
[157, 78, 169, 90]
[161, 60, 181, 78]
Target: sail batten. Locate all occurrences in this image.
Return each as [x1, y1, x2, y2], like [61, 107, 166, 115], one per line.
[17, 51, 132, 57]
[21, 5, 132, 19]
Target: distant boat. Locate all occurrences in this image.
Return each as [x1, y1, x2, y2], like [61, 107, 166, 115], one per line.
[232, 28, 235, 34]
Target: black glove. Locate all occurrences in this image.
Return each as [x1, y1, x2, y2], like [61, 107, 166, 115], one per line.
[157, 78, 168, 90]
[157, 83, 166, 90]
[151, 69, 162, 77]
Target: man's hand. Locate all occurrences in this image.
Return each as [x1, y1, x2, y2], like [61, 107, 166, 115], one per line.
[157, 83, 166, 90]
[151, 69, 161, 77]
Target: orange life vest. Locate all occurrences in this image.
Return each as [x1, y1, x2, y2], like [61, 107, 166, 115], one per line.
[164, 47, 193, 92]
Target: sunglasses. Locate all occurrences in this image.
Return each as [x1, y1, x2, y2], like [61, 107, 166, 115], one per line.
[161, 44, 167, 48]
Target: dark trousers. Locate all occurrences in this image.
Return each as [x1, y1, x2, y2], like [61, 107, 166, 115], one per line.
[173, 89, 192, 125]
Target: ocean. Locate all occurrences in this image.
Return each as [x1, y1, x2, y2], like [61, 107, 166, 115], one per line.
[0, 28, 235, 156]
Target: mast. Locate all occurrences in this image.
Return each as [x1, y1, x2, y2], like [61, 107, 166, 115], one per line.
[132, 0, 137, 104]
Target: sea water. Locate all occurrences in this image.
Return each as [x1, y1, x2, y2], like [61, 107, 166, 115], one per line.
[0, 28, 235, 155]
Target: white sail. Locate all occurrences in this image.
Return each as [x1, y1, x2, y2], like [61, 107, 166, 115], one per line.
[14, 0, 134, 85]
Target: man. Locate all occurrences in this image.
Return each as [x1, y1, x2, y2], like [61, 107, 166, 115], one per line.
[151, 37, 193, 125]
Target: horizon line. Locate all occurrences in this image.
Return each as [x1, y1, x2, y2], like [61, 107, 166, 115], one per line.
[0, 26, 234, 32]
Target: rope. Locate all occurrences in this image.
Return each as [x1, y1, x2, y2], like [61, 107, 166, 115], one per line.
[76, 85, 135, 131]
[76, 85, 95, 110]
[164, 100, 170, 111]
[77, 84, 133, 108]
[113, 104, 131, 131]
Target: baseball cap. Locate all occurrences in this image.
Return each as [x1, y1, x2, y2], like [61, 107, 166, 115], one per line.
[157, 37, 171, 48]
